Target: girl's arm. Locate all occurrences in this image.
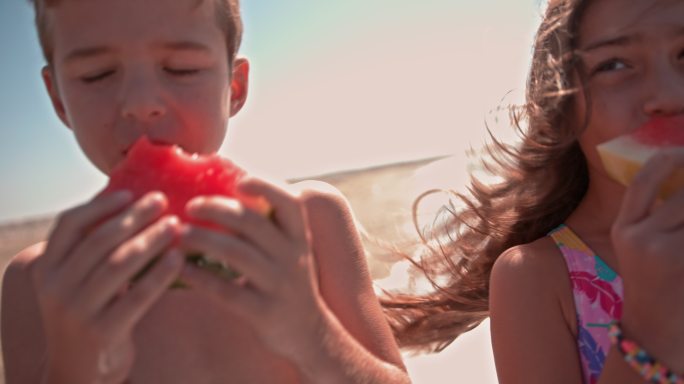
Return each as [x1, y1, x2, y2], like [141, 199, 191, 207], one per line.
[490, 240, 662, 384]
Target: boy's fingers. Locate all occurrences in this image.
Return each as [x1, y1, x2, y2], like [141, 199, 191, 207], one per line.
[237, 177, 306, 240]
[101, 248, 184, 333]
[79, 215, 180, 316]
[180, 226, 276, 290]
[186, 197, 288, 257]
[59, 192, 167, 292]
[616, 152, 684, 227]
[40, 191, 133, 271]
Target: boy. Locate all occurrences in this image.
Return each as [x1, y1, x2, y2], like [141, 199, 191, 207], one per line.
[1, 0, 409, 383]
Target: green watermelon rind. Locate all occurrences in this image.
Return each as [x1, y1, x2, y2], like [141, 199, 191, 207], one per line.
[132, 253, 242, 290]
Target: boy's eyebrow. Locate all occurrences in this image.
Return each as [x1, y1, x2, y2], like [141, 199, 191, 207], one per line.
[62, 41, 213, 64]
[63, 46, 112, 64]
[156, 41, 213, 53]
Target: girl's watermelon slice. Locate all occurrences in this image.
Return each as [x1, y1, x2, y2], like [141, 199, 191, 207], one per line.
[100, 136, 270, 285]
[597, 116, 684, 199]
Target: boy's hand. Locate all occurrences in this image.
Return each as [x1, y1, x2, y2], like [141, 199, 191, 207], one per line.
[612, 149, 684, 371]
[30, 191, 184, 384]
[178, 177, 330, 361]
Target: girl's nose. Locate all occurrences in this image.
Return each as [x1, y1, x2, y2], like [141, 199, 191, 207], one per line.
[642, 63, 684, 117]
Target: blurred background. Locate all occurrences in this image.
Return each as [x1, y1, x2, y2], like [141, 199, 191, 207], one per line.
[0, 1, 546, 382]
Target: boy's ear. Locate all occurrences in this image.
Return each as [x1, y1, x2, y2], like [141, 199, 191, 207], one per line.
[229, 58, 249, 117]
[41, 66, 71, 129]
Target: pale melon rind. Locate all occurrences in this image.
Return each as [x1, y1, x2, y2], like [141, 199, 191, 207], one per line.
[597, 136, 684, 200]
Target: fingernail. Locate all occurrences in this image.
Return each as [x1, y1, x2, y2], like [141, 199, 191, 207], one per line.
[146, 191, 167, 208]
[186, 197, 205, 212]
[165, 215, 180, 231]
[223, 198, 241, 211]
[149, 191, 165, 202]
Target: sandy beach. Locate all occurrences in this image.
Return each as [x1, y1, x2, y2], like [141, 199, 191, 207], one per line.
[0, 156, 497, 383]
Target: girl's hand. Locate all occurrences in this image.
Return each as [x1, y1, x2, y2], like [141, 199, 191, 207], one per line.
[178, 177, 329, 361]
[611, 149, 684, 370]
[31, 191, 184, 384]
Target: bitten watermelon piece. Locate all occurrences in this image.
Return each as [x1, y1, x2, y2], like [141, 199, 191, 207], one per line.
[597, 116, 684, 199]
[102, 136, 269, 222]
[100, 136, 270, 285]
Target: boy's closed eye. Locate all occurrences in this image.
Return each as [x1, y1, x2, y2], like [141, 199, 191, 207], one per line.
[78, 67, 203, 84]
[81, 69, 116, 84]
[164, 67, 202, 76]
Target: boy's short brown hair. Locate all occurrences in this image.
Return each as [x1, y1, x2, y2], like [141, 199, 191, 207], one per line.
[28, 0, 243, 66]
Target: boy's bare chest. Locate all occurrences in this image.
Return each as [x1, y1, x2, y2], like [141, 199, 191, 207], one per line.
[128, 291, 301, 384]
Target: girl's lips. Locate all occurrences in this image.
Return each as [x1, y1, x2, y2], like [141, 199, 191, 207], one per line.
[640, 114, 684, 131]
[635, 115, 684, 147]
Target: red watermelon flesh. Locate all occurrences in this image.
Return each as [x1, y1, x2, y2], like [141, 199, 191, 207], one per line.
[597, 116, 684, 199]
[633, 116, 684, 147]
[100, 136, 269, 284]
[102, 136, 268, 224]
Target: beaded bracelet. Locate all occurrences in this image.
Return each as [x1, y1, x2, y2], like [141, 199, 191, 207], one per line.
[608, 321, 684, 384]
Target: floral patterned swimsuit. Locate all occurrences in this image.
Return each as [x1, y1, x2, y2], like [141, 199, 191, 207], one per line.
[549, 224, 624, 384]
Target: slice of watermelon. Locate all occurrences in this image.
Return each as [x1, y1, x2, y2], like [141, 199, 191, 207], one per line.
[597, 116, 684, 199]
[100, 136, 270, 286]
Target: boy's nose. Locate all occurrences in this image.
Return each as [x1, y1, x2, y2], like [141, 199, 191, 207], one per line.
[120, 80, 167, 123]
[642, 65, 684, 117]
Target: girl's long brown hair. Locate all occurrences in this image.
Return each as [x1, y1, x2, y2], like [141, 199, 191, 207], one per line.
[380, 0, 592, 353]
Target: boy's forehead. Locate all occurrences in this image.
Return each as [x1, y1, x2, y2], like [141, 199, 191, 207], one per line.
[46, 0, 218, 45]
[48, 0, 225, 59]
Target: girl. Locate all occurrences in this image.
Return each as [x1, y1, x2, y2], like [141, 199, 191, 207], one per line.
[382, 0, 684, 383]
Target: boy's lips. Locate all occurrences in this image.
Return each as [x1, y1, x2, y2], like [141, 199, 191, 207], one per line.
[122, 136, 164, 157]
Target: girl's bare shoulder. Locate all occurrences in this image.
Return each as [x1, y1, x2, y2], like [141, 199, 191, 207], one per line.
[490, 235, 577, 332]
[489, 236, 583, 383]
[492, 236, 568, 284]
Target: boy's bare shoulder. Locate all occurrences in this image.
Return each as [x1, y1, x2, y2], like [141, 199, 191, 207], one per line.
[291, 180, 350, 210]
[3, 241, 46, 313]
[2, 242, 46, 320]
[4, 241, 46, 284]
[290, 179, 361, 236]
[2, 242, 46, 383]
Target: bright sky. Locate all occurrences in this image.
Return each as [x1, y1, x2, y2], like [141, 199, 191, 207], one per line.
[0, 0, 542, 222]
